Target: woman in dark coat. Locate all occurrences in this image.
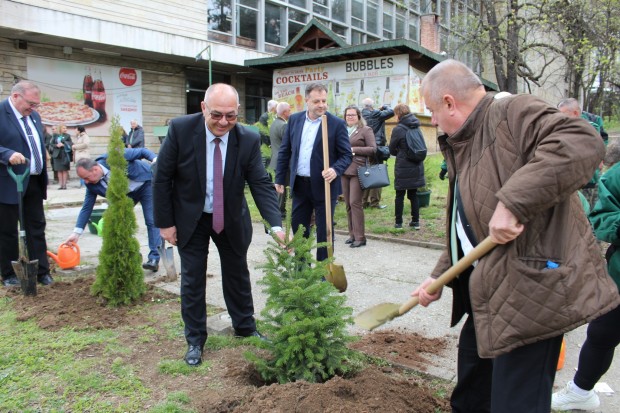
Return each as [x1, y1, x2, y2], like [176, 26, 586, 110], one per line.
[388, 103, 425, 229]
[48, 123, 73, 189]
[341, 105, 376, 247]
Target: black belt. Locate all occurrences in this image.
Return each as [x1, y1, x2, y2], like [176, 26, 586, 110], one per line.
[297, 176, 311, 182]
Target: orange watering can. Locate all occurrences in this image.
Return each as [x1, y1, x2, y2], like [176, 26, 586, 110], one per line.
[47, 242, 80, 270]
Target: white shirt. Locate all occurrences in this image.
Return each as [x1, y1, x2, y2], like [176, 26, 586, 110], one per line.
[8, 97, 43, 175]
[296, 113, 321, 177]
[203, 128, 229, 213]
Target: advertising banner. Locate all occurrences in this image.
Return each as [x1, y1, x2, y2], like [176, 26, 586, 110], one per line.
[27, 57, 142, 135]
[272, 54, 427, 116]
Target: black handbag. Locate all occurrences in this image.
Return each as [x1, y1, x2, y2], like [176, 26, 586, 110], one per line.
[376, 146, 391, 162]
[357, 158, 390, 190]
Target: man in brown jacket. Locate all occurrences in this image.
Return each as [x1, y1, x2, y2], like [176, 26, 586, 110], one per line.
[412, 59, 620, 412]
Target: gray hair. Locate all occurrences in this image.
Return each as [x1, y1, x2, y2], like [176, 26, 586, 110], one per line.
[276, 101, 290, 116]
[420, 59, 483, 106]
[267, 100, 278, 111]
[76, 158, 99, 171]
[557, 98, 581, 112]
[11, 80, 40, 95]
[362, 98, 374, 108]
[604, 142, 620, 167]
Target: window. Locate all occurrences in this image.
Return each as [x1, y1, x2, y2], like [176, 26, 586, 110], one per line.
[208, 0, 232, 33]
[367, 0, 378, 34]
[351, 30, 363, 45]
[409, 14, 419, 42]
[313, 0, 329, 17]
[352, 0, 364, 29]
[395, 6, 406, 39]
[237, 0, 258, 47]
[383, 1, 394, 39]
[288, 9, 307, 41]
[265, 3, 283, 45]
[289, 0, 306, 7]
[332, 0, 346, 22]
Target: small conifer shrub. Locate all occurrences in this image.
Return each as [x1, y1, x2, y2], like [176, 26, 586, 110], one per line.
[91, 116, 146, 305]
[246, 225, 357, 383]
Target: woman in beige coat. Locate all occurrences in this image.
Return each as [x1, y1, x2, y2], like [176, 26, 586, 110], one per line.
[341, 105, 376, 248]
[73, 125, 90, 187]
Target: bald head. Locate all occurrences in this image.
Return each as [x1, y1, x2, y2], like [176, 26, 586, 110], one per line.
[420, 59, 486, 135]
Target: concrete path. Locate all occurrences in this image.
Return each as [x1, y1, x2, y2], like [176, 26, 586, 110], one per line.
[42, 183, 619, 412]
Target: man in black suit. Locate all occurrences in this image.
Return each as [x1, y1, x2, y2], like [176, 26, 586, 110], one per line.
[0, 81, 53, 287]
[153, 83, 285, 366]
[275, 83, 352, 261]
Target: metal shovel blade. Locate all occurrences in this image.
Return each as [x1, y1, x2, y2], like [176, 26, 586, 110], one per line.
[354, 236, 497, 330]
[157, 239, 177, 282]
[12, 257, 39, 296]
[326, 262, 347, 293]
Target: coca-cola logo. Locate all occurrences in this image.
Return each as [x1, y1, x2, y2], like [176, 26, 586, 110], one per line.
[119, 68, 137, 86]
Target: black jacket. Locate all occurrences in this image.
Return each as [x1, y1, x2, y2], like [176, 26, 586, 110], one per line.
[361, 106, 394, 146]
[389, 113, 425, 190]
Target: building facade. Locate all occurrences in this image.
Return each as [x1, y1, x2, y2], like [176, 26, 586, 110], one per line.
[0, 0, 479, 151]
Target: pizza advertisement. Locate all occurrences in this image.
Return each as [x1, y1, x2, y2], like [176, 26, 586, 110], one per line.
[27, 57, 142, 136]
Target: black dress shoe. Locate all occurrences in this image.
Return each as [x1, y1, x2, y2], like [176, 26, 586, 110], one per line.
[2, 276, 19, 287]
[350, 240, 367, 248]
[345, 238, 355, 244]
[184, 345, 203, 366]
[38, 274, 54, 286]
[234, 329, 269, 342]
[142, 259, 159, 272]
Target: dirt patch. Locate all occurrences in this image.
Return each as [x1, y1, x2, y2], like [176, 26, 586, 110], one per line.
[2, 277, 452, 412]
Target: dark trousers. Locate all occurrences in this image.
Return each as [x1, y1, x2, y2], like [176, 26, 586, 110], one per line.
[177, 212, 256, 347]
[277, 186, 287, 219]
[574, 301, 620, 390]
[0, 174, 49, 279]
[291, 177, 336, 262]
[451, 316, 563, 413]
[394, 188, 419, 225]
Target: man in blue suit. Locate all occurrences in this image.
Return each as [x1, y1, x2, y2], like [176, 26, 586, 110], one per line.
[65, 148, 161, 271]
[275, 83, 352, 261]
[0, 81, 53, 287]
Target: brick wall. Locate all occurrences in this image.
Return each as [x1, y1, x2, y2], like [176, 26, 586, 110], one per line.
[420, 14, 440, 54]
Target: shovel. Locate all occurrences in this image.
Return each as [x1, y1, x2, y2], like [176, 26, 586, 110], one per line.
[8, 161, 38, 296]
[355, 236, 497, 330]
[157, 239, 177, 282]
[322, 115, 347, 293]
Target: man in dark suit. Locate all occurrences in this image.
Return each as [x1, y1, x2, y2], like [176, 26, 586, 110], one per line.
[65, 148, 161, 271]
[0, 81, 53, 287]
[275, 83, 352, 262]
[153, 83, 285, 367]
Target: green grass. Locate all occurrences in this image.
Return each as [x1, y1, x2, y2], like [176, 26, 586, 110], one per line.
[250, 152, 449, 242]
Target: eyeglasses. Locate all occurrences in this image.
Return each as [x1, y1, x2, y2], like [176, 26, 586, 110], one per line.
[345, 114, 358, 117]
[207, 110, 238, 122]
[18, 94, 40, 108]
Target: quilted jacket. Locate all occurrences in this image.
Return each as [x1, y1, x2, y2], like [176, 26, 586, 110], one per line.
[432, 92, 620, 358]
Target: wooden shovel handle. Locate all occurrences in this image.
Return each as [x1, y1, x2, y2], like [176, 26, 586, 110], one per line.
[398, 236, 497, 315]
[321, 115, 334, 259]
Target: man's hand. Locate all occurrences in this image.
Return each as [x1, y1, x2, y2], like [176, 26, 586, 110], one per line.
[488, 201, 523, 244]
[275, 184, 284, 194]
[8, 152, 26, 165]
[65, 233, 80, 245]
[322, 167, 338, 183]
[160, 226, 178, 246]
[411, 277, 442, 307]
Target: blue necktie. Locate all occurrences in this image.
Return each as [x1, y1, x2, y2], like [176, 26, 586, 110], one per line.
[21, 117, 43, 174]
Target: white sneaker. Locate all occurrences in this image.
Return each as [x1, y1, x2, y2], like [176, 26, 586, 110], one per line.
[552, 381, 600, 411]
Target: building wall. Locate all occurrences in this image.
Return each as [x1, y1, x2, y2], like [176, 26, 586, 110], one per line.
[0, 36, 187, 156]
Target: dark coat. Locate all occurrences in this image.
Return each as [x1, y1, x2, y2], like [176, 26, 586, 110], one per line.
[389, 113, 425, 190]
[153, 113, 282, 254]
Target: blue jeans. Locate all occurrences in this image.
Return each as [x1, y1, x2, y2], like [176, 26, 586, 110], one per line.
[129, 181, 160, 261]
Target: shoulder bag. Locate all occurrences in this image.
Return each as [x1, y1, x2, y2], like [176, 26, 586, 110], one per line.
[358, 158, 390, 190]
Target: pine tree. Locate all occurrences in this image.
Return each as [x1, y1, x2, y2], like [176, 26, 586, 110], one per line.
[246, 225, 357, 383]
[91, 116, 146, 305]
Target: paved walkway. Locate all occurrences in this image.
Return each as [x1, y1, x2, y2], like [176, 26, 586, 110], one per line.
[43, 182, 619, 412]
